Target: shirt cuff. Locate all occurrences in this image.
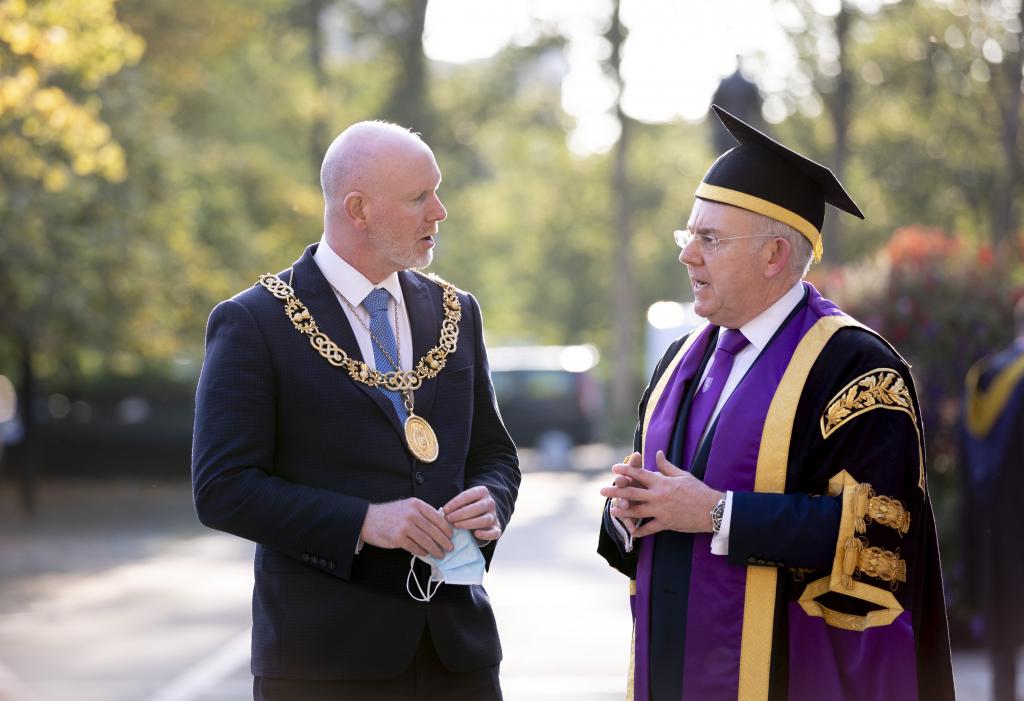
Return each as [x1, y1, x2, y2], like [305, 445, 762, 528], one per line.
[609, 509, 634, 553]
[710, 490, 734, 556]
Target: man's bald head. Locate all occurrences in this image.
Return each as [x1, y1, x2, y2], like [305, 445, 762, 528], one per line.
[320, 121, 428, 210]
[318, 120, 445, 283]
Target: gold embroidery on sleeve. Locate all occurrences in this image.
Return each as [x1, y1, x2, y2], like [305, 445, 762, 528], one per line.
[821, 369, 916, 439]
[798, 470, 906, 631]
[841, 536, 907, 590]
[849, 482, 911, 536]
[865, 494, 911, 536]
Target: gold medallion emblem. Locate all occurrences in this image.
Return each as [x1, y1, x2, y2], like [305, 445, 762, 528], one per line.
[404, 414, 439, 463]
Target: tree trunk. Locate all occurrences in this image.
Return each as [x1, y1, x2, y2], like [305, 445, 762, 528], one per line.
[992, 3, 1024, 244]
[825, 3, 853, 263]
[305, 0, 328, 179]
[12, 334, 36, 516]
[383, 0, 433, 138]
[608, 0, 638, 437]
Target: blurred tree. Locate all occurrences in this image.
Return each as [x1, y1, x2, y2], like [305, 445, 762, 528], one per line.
[710, 67, 763, 154]
[984, 0, 1024, 242]
[290, 0, 330, 174]
[765, 0, 1024, 254]
[0, 0, 144, 510]
[327, 0, 435, 139]
[606, 0, 640, 435]
[381, 0, 433, 137]
[766, 0, 872, 262]
[863, 0, 1024, 246]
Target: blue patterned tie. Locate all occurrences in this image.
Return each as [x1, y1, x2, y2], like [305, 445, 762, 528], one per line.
[361, 288, 408, 422]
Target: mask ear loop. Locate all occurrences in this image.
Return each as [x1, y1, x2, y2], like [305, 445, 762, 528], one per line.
[406, 506, 449, 602]
[406, 555, 443, 603]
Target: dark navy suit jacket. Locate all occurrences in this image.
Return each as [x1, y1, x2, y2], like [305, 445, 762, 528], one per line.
[192, 244, 520, 680]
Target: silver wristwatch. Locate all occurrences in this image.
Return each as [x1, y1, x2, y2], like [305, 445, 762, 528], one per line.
[710, 497, 726, 534]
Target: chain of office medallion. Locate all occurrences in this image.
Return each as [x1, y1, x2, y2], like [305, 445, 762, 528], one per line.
[257, 273, 461, 392]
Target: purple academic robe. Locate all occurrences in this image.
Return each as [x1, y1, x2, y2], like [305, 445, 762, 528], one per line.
[600, 283, 953, 701]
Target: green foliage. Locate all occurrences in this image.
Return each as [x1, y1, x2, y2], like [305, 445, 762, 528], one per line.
[0, 0, 145, 381]
[765, 0, 1024, 258]
[0, 0, 144, 188]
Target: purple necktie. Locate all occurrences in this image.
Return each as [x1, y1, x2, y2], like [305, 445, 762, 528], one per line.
[682, 328, 750, 468]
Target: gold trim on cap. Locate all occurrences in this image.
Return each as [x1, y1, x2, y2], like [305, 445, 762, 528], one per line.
[695, 182, 824, 262]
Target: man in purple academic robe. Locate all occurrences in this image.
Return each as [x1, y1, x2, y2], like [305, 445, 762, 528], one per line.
[598, 106, 953, 701]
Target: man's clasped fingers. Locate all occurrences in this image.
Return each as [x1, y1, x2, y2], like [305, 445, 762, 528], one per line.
[600, 484, 652, 504]
[361, 498, 454, 557]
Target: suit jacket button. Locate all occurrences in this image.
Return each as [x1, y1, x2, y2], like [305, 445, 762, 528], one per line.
[318, 558, 327, 567]
[301, 553, 310, 562]
[415, 471, 425, 485]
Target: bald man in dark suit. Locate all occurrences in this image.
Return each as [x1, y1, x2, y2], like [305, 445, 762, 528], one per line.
[192, 121, 520, 700]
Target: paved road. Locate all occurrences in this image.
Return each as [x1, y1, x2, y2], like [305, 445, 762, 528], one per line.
[0, 454, 1014, 700]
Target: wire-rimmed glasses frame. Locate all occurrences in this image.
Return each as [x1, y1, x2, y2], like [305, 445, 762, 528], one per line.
[673, 229, 777, 254]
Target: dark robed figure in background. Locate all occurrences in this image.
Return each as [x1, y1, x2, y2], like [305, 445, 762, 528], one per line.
[192, 121, 520, 700]
[961, 299, 1024, 701]
[598, 106, 953, 701]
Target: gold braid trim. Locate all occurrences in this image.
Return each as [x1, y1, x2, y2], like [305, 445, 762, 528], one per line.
[257, 272, 461, 392]
[841, 536, 907, 590]
[798, 576, 902, 632]
[865, 493, 910, 535]
[797, 470, 906, 631]
[848, 482, 911, 536]
[821, 368, 916, 439]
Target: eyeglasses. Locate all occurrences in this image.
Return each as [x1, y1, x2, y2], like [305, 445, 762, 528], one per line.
[673, 229, 776, 254]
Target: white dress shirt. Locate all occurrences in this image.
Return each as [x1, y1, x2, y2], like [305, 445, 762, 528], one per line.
[313, 234, 414, 373]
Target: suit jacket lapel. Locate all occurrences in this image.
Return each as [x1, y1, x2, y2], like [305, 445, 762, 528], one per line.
[290, 245, 406, 436]
[400, 270, 440, 422]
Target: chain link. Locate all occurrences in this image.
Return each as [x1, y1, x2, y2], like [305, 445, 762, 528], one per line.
[257, 272, 461, 392]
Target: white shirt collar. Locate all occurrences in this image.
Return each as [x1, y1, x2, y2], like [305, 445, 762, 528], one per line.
[733, 281, 806, 352]
[313, 233, 405, 310]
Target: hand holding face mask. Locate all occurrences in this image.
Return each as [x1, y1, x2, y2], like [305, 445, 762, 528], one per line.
[406, 509, 486, 602]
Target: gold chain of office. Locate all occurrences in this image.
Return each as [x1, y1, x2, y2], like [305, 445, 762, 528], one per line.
[256, 272, 462, 392]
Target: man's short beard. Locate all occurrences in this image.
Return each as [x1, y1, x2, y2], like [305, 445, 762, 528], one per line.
[367, 228, 433, 271]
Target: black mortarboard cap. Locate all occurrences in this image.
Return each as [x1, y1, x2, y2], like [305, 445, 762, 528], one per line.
[695, 104, 864, 261]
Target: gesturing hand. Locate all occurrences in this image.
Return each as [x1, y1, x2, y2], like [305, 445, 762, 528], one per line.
[599, 450, 723, 537]
[361, 498, 454, 558]
[443, 486, 501, 541]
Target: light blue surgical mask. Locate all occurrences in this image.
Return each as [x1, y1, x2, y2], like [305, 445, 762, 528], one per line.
[406, 526, 486, 603]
